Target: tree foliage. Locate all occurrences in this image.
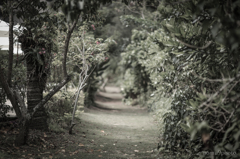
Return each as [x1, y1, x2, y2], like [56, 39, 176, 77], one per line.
[119, 0, 240, 158]
[0, 0, 114, 145]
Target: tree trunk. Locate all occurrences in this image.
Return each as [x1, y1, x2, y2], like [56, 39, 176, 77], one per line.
[63, 14, 80, 78]
[7, 0, 14, 87]
[26, 60, 48, 130]
[15, 118, 30, 146]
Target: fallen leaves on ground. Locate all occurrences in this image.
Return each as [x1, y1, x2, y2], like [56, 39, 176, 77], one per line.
[69, 150, 80, 156]
[78, 143, 84, 147]
[146, 150, 153, 153]
[87, 149, 94, 153]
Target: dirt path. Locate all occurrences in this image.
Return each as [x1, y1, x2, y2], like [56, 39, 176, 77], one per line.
[69, 86, 159, 159]
[0, 86, 160, 159]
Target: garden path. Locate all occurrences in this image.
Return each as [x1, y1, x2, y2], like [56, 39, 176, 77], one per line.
[70, 85, 160, 158]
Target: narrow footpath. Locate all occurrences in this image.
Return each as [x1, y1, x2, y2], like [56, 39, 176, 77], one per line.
[71, 86, 160, 158]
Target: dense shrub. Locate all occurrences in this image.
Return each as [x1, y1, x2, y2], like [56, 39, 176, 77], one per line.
[119, 0, 240, 158]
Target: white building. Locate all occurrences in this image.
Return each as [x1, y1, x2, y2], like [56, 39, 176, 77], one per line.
[0, 20, 23, 54]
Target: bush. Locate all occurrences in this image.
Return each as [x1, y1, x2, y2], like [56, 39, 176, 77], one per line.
[119, 0, 240, 158]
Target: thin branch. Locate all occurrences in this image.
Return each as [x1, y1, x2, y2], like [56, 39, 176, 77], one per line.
[141, 0, 146, 19]
[69, 31, 97, 133]
[141, 10, 145, 19]
[13, 0, 25, 9]
[125, 5, 141, 15]
[200, 82, 232, 109]
[63, 13, 81, 78]
[88, 65, 96, 78]
[209, 126, 221, 132]
[192, 72, 238, 82]
[31, 76, 71, 118]
[218, 110, 235, 133]
[218, 106, 231, 115]
[175, 36, 212, 50]
[199, 74, 240, 109]
[70, 30, 88, 134]
[0, 64, 22, 119]
[222, 81, 239, 103]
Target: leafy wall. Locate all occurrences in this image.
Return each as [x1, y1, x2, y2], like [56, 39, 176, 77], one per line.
[119, 0, 240, 158]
